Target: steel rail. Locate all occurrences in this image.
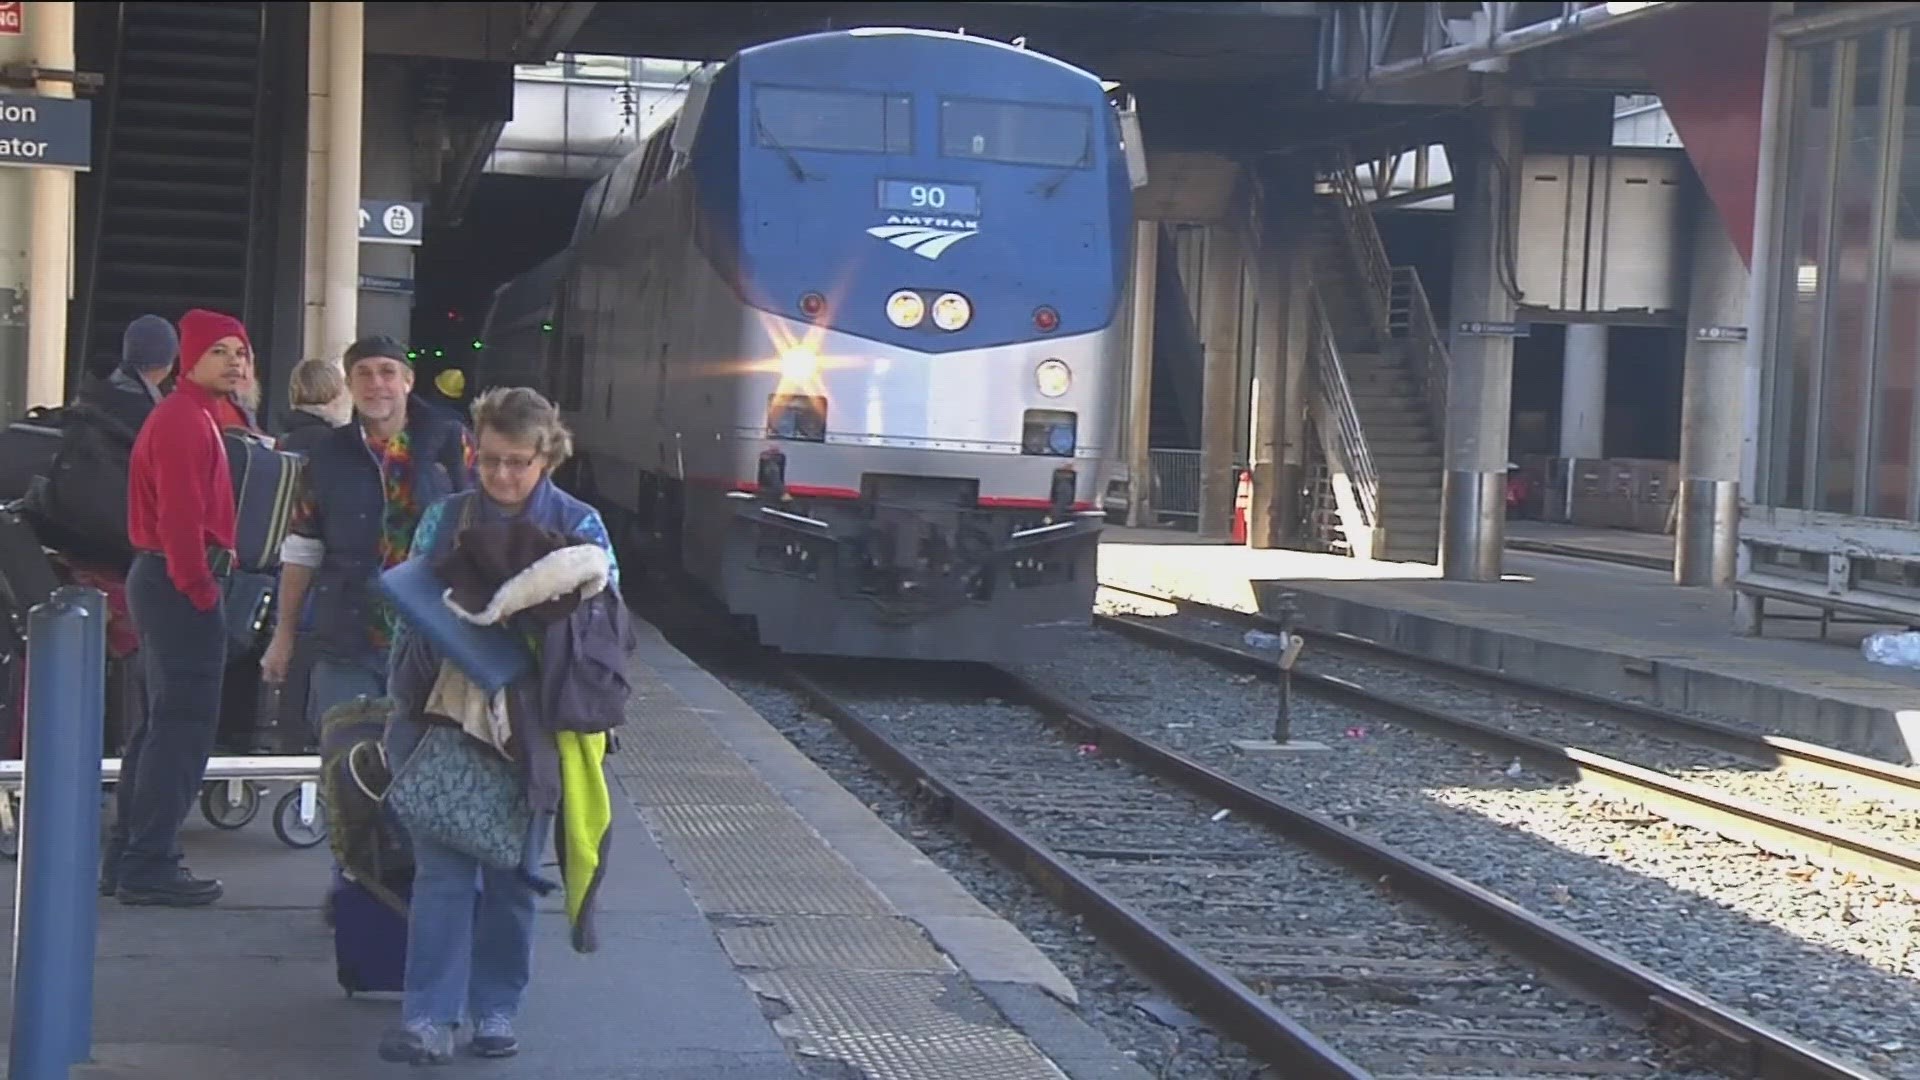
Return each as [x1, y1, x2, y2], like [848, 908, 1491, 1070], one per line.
[1097, 582, 1920, 811]
[989, 665, 1883, 1080]
[770, 661, 1372, 1080]
[1095, 608, 1920, 891]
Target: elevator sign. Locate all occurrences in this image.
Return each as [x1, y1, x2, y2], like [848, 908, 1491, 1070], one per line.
[1456, 320, 1529, 338]
[0, 93, 91, 170]
[0, 4, 22, 35]
[358, 199, 424, 246]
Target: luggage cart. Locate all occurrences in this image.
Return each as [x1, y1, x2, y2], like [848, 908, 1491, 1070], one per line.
[0, 753, 329, 859]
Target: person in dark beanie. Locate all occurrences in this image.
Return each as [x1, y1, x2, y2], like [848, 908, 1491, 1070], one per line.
[76, 314, 177, 433]
[260, 334, 474, 730]
[105, 308, 253, 906]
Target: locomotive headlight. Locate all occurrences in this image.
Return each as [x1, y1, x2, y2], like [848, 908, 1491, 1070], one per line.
[1034, 358, 1072, 398]
[780, 344, 820, 382]
[885, 290, 925, 328]
[931, 292, 971, 331]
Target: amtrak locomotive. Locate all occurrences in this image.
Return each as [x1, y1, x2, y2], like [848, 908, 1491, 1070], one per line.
[480, 28, 1141, 662]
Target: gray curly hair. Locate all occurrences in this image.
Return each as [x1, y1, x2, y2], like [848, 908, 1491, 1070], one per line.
[469, 385, 573, 469]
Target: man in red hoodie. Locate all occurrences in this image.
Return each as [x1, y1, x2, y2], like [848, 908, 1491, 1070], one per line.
[105, 309, 251, 907]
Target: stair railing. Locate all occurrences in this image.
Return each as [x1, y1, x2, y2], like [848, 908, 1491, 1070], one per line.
[1306, 280, 1382, 559]
[1389, 264, 1451, 436]
[1322, 155, 1396, 340]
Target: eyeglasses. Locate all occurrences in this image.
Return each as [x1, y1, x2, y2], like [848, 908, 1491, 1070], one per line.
[477, 453, 540, 473]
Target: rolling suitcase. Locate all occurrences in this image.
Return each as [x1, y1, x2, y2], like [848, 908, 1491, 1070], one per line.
[223, 429, 304, 573]
[330, 866, 409, 995]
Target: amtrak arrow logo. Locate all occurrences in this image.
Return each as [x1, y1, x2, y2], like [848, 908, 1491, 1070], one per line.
[866, 223, 978, 260]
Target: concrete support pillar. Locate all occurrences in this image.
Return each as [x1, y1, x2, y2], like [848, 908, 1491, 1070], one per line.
[24, 1, 73, 411]
[322, 1, 363, 361]
[1734, 13, 1791, 634]
[1124, 220, 1159, 528]
[1248, 237, 1286, 548]
[1277, 237, 1311, 543]
[1197, 227, 1245, 538]
[1559, 324, 1607, 460]
[1676, 206, 1752, 587]
[1248, 170, 1314, 549]
[1440, 100, 1523, 581]
[303, 2, 362, 365]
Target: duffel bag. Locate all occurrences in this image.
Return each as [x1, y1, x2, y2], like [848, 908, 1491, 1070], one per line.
[223, 429, 304, 574]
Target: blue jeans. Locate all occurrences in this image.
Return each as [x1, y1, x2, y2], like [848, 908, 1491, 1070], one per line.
[385, 713, 538, 1027]
[306, 654, 386, 736]
[113, 553, 227, 885]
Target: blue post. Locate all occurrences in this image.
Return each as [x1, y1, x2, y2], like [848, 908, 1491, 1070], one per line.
[63, 587, 105, 1064]
[8, 591, 105, 1080]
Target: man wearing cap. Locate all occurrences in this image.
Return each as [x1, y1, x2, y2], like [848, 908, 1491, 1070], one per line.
[107, 309, 253, 906]
[75, 314, 177, 433]
[260, 335, 475, 728]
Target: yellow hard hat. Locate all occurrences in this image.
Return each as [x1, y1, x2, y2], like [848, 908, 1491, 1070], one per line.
[435, 368, 467, 399]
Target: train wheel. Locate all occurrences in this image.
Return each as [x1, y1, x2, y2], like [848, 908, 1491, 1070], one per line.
[272, 785, 329, 849]
[200, 780, 262, 829]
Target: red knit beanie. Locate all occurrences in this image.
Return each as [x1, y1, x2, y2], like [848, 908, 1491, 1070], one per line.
[176, 308, 251, 377]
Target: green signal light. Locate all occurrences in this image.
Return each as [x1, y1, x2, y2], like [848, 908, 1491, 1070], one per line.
[471, 339, 484, 350]
[434, 349, 445, 358]
[541, 322, 553, 332]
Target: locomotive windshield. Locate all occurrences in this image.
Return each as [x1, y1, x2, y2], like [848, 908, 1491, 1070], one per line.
[751, 86, 912, 155]
[938, 98, 1093, 169]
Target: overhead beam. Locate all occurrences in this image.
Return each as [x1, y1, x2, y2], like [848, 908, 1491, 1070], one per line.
[1324, 1, 1697, 96]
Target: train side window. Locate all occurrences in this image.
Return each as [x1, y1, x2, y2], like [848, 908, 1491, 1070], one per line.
[940, 97, 1093, 169]
[751, 86, 911, 155]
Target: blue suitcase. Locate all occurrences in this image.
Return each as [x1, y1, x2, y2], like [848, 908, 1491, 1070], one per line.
[330, 867, 409, 995]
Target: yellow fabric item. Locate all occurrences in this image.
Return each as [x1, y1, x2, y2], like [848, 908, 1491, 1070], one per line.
[556, 730, 611, 949]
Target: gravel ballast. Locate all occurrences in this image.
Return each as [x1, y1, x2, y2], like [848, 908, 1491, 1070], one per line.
[1013, 614, 1914, 1078]
[1122, 598, 1920, 853]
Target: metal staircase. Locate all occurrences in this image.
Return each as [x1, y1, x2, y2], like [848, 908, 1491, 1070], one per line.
[1305, 156, 1452, 563]
[76, 2, 267, 378]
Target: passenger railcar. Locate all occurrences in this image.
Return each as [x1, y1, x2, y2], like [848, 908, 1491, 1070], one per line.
[480, 27, 1140, 662]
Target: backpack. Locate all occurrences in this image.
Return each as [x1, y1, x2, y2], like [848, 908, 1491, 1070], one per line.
[318, 696, 414, 915]
[22, 402, 139, 569]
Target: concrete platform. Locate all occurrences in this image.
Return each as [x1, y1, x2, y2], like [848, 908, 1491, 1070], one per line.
[1098, 526, 1920, 765]
[1505, 520, 1675, 572]
[0, 620, 1148, 1080]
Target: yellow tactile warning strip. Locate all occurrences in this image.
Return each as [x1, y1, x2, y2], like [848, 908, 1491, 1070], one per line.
[611, 657, 1075, 1080]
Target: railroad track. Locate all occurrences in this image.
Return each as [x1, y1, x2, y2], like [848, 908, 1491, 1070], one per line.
[1094, 583, 1920, 891]
[767, 655, 1877, 1080]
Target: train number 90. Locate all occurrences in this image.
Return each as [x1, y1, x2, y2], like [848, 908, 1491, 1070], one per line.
[908, 185, 947, 209]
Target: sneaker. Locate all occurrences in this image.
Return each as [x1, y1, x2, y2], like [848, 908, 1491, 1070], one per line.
[115, 867, 222, 907]
[378, 1019, 455, 1066]
[470, 1014, 518, 1059]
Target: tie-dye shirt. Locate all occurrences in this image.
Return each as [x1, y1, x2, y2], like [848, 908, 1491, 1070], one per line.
[284, 424, 478, 654]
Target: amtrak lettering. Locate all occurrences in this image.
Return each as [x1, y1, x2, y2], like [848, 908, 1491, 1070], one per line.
[866, 215, 981, 260]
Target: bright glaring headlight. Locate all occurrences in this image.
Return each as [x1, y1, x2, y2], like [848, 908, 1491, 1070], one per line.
[932, 292, 971, 331]
[1035, 359, 1071, 398]
[780, 345, 819, 382]
[886, 290, 925, 328]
